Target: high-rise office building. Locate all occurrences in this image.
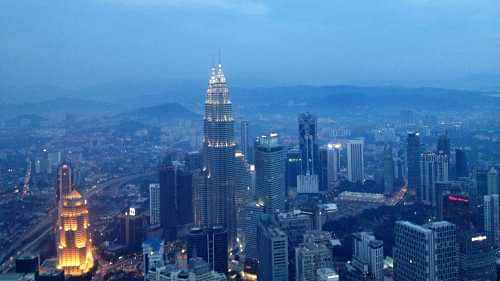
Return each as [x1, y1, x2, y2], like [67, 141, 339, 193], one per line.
[276, 210, 314, 280]
[206, 226, 228, 275]
[419, 152, 448, 206]
[202, 63, 235, 239]
[56, 162, 73, 204]
[276, 210, 314, 247]
[476, 168, 489, 200]
[298, 113, 319, 176]
[483, 194, 499, 246]
[286, 148, 302, 195]
[118, 207, 145, 251]
[193, 168, 209, 228]
[15, 255, 39, 274]
[159, 158, 178, 241]
[318, 147, 328, 191]
[437, 132, 451, 158]
[395, 157, 406, 181]
[383, 145, 395, 195]
[407, 132, 421, 192]
[185, 151, 202, 171]
[455, 149, 468, 178]
[40, 148, 51, 175]
[255, 133, 286, 214]
[394, 221, 458, 281]
[142, 238, 165, 275]
[186, 226, 228, 275]
[243, 201, 264, 259]
[459, 232, 497, 281]
[347, 139, 364, 183]
[234, 151, 251, 226]
[149, 183, 160, 226]
[487, 167, 498, 195]
[159, 159, 193, 241]
[441, 194, 472, 231]
[240, 120, 249, 159]
[326, 143, 341, 190]
[297, 172, 319, 194]
[400, 110, 415, 126]
[295, 243, 333, 281]
[352, 232, 384, 281]
[57, 190, 93, 277]
[177, 168, 194, 226]
[425, 221, 459, 281]
[257, 215, 289, 281]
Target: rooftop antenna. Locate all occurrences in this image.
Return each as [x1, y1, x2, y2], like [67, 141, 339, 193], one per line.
[210, 54, 216, 69]
[218, 48, 222, 66]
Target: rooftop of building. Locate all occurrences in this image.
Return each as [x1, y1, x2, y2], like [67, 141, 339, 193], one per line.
[142, 238, 164, 251]
[317, 203, 338, 212]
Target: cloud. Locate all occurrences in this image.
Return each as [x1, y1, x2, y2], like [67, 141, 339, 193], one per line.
[107, 0, 269, 15]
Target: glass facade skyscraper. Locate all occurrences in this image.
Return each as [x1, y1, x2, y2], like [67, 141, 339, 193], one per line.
[255, 133, 286, 214]
[202, 64, 236, 243]
[407, 132, 421, 192]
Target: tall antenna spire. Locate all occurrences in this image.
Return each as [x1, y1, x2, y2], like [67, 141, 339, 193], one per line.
[218, 48, 222, 66]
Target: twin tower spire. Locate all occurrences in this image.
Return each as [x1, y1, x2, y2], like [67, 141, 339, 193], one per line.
[202, 58, 236, 244]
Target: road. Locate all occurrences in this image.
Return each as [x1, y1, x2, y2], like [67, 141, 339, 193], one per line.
[0, 173, 149, 273]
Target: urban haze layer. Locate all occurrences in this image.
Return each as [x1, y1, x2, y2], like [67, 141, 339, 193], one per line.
[1, 3, 500, 280]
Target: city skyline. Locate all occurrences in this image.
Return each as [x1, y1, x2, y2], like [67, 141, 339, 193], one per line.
[2, 2, 500, 280]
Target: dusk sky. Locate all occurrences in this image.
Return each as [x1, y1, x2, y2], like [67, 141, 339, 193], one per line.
[1, 0, 499, 89]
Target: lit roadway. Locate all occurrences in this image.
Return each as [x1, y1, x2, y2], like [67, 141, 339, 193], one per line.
[0, 173, 150, 273]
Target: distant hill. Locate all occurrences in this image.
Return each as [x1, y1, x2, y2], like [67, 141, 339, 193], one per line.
[116, 102, 200, 121]
[231, 85, 500, 115]
[5, 114, 48, 127]
[2, 83, 499, 121]
[0, 97, 121, 119]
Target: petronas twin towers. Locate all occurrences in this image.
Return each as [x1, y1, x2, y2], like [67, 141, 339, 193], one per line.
[202, 63, 236, 242]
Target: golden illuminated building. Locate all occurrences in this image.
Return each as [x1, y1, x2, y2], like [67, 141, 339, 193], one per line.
[57, 190, 94, 277]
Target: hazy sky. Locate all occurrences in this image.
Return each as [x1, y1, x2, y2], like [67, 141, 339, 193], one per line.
[1, 0, 499, 89]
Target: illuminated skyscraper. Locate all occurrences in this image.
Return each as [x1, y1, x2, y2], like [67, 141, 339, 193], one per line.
[202, 63, 236, 242]
[57, 190, 93, 277]
[56, 162, 73, 203]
